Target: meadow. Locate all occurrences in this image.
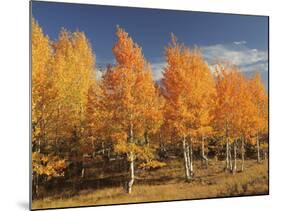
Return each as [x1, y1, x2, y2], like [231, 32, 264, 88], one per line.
[32, 159, 268, 209]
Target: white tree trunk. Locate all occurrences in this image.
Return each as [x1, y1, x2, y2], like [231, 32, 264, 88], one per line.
[226, 137, 229, 171]
[190, 138, 194, 176]
[183, 137, 191, 181]
[232, 140, 237, 174]
[127, 119, 135, 194]
[102, 142, 105, 155]
[127, 151, 135, 194]
[241, 137, 245, 172]
[35, 175, 39, 197]
[257, 134, 261, 163]
[144, 131, 149, 145]
[201, 136, 208, 168]
[81, 167, 85, 178]
[229, 142, 233, 171]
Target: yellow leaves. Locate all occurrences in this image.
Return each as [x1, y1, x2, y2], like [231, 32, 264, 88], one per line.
[213, 65, 268, 144]
[111, 132, 128, 144]
[32, 18, 98, 180]
[163, 35, 215, 139]
[32, 18, 52, 77]
[99, 27, 163, 160]
[51, 27, 96, 139]
[113, 26, 145, 70]
[114, 141, 154, 161]
[135, 145, 154, 161]
[139, 160, 166, 170]
[248, 137, 257, 146]
[249, 72, 268, 134]
[114, 141, 128, 154]
[32, 18, 59, 144]
[260, 142, 268, 150]
[32, 126, 41, 141]
[32, 152, 66, 177]
[84, 83, 107, 143]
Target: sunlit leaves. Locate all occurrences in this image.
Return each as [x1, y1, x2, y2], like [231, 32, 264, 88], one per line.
[162, 35, 215, 140]
[52, 29, 96, 139]
[32, 19, 96, 180]
[32, 152, 66, 178]
[213, 65, 268, 144]
[101, 27, 163, 160]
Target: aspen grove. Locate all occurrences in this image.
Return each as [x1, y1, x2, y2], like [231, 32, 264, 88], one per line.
[32, 19, 268, 199]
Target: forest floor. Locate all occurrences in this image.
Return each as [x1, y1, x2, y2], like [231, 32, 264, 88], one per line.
[32, 159, 268, 210]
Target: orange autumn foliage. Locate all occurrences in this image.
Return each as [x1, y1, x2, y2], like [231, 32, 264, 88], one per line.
[100, 27, 163, 164]
[163, 35, 215, 141]
[32, 18, 66, 178]
[214, 65, 267, 145]
[52, 29, 95, 140]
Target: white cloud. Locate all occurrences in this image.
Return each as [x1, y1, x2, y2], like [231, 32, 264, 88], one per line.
[201, 43, 268, 73]
[233, 41, 247, 45]
[150, 62, 166, 81]
[96, 69, 103, 81]
[96, 43, 268, 83]
[241, 62, 268, 73]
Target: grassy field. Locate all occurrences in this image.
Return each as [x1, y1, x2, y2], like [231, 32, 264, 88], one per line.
[32, 159, 268, 210]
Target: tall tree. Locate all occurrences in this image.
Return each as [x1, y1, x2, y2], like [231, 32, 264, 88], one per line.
[213, 64, 257, 173]
[51, 29, 96, 181]
[162, 35, 215, 181]
[233, 74, 258, 172]
[100, 27, 164, 193]
[32, 18, 66, 196]
[249, 73, 268, 163]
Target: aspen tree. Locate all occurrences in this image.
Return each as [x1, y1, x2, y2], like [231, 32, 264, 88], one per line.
[51, 29, 95, 184]
[214, 65, 245, 173]
[32, 18, 66, 196]
[101, 27, 163, 193]
[163, 35, 215, 181]
[249, 73, 268, 163]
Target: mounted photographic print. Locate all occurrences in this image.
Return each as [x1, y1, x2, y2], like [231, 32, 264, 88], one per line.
[30, 0, 269, 210]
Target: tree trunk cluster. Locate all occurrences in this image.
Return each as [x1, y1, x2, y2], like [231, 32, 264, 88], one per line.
[225, 138, 238, 174]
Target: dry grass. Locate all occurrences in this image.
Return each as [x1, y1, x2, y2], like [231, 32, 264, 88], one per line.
[32, 159, 268, 210]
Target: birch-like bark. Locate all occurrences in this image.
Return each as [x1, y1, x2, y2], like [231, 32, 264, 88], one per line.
[144, 131, 149, 145]
[232, 140, 237, 174]
[81, 167, 85, 178]
[229, 142, 233, 171]
[226, 137, 229, 171]
[182, 137, 191, 181]
[101, 142, 105, 155]
[127, 119, 135, 194]
[257, 134, 261, 163]
[35, 174, 39, 197]
[201, 136, 208, 168]
[127, 151, 135, 194]
[190, 138, 194, 176]
[241, 137, 245, 172]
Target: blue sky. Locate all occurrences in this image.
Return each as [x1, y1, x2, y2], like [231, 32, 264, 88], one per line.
[32, 1, 268, 86]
